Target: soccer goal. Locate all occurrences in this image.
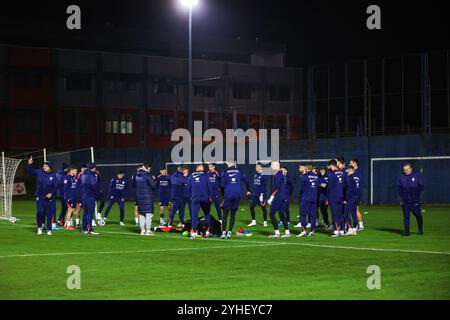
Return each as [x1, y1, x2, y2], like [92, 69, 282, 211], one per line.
[0, 152, 22, 223]
[370, 156, 450, 204]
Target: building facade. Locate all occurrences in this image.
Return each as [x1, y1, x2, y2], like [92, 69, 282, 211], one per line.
[0, 44, 301, 151]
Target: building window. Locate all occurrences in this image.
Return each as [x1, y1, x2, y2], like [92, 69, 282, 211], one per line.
[105, 80, 138, 92]
[12, 73, 44, 89]
[149, 114, 175, 135]
[194, 86, 217, 98]
[106, 113, 133, 134]
[61, 110, 88, 133]
[64, 72, 92, 91]
[232, 83, 256, 100]
[15, 110, 41, 131]
[153, 78, 176, 95]
[269, 85, 291, 102]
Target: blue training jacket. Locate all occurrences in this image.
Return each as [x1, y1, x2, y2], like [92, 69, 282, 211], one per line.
[27, 164, 57, 199]
[80, 168, 102, 200]
[301, 171, 320, 202]
[207, 170, 221, 197]
[397, 171, 424, 203]
[220, 166, 250, 200]
[188, 171, 212, 201]
[252, 171, 267, 196]
[55, 169, 67, 198]
[63, 174, 78, 201]
[170, 170, 185, 200]
[107, 177, 128, 199]
[326, 169, 345, 202]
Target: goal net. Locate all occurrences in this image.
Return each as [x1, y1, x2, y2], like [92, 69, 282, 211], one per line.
[0, 152, 22, 222]
[370, 156, 450, 204]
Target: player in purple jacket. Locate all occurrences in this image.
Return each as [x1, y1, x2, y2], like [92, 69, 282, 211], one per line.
[397, 162, 424, 236]
[188, 164, 212, 239]
[343, 165, 361, 236]
[168, 166, 187, 227]
[156, 168, 171, 226]
[207, 163, 223, 221]
[294, 164, 308, 228]
[267, 161, 291, 238]
[220, 161, 251, 239]
[103, 170, 128, 225]
[248, 163, 268, 227]
[349, 158, 364, 230]
[56, 163, 69, 226]
[63, 165, 78, 230]
[297, 165, 320, 237]
[80, 162, 102, 234]
[27, 156, 57, 235]
[281, 166, 294, 224]
[318, 167, 331, 229]
[326, 159, 345, 237]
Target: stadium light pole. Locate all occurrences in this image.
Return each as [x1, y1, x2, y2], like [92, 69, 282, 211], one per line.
[180, 0, 198, 134]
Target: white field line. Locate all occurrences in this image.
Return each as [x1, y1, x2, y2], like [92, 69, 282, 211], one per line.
[0, 243, 285, 259]
[1, 222, 450, 256]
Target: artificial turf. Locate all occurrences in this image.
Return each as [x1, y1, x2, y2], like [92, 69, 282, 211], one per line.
[0, 199, 449, 300]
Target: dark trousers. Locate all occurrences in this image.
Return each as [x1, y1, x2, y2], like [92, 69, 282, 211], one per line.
[344, 197, 359, 229]
[319, 198, 329, 225]
[36, 197, 56, 230]
[270, 199, 289, 231]
[168, 197, 185, 225]
[82, 198, 96, 232]
[300, 200, 318, 231]
[211, 195, 222, 220]
[329, 200, 344, 231]
[57, 197, 67, 223]
[190, 198, 211, 232]
[104, 197, 125, 222]
[401, 202, 423, 233]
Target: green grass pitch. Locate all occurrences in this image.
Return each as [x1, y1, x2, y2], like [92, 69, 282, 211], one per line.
[1, 199, 449, 300]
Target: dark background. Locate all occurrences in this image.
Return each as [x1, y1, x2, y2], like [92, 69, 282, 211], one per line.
[0, 0, 448, 67]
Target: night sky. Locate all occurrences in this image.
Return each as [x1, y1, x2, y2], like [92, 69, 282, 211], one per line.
[0, 0, 448, 67]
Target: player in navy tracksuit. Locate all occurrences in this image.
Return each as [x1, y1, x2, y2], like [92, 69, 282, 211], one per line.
[248, 163, 268, 227]
[294, 164, 308, 228]
[56, 163, 69, 225]
[297, 166, 320, 237]
[156, 168, 171, 226]
[94, 168, 106, 220]
[326, 160, 345, 237]
[343, 165, 361, 235]
[80, 162, 102, 234]
[103, 170, 128, 224]
[220, 162, 251, 238]
[133, 163, 157, 235]
[168, 166, 187, 227]
[27, 156, 57, 235]
[349, 158, 364, 230]
[267, 161, 291, 238]
[397, 162, 424, 236]
[182, 167, 191, 221]
[318, 167, 330, 229]
[207, 163, 223, 221]
[74, 164, 86, 227]
[281, 166, 294, 224]
[63, 165, 78, 229]
[188, 164, 212, 238]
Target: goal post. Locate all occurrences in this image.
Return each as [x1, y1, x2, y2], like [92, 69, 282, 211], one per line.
[370, 155, 450, 204]
[0, 152, 22, 223]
